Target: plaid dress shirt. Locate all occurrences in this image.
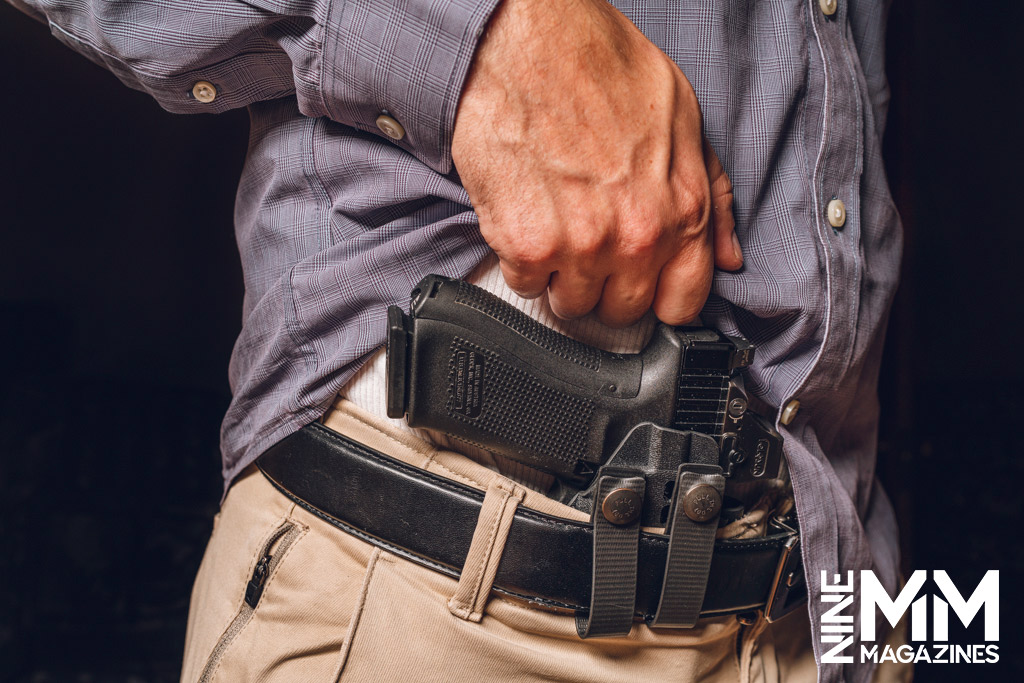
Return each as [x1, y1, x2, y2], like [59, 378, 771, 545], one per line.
[11, 0, 902, 679]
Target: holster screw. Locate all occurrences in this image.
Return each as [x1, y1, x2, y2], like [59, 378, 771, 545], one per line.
[601, 488, 642, 526]
[728, 397, 748, 418]
[682, 484, 722, 523]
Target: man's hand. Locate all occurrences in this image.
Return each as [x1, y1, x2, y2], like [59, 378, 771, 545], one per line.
[452, 0, 741, 327]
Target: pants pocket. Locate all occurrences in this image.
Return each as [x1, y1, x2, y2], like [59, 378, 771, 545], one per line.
[190, 507, 381, 683]
[196, 519, 304, 683]
[182, 467, 390, 683]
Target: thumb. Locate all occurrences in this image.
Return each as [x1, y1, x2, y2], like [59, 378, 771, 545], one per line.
[703, 138, 742, 271]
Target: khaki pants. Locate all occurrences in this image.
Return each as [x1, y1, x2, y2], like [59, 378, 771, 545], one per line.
[181, 400, 821, 682]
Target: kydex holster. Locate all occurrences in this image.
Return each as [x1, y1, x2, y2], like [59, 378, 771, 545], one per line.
[385, 275, 804, 637]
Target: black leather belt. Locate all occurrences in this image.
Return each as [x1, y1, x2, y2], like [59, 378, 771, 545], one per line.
[256, 422, 806, 623]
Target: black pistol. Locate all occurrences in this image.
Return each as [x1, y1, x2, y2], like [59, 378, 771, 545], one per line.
[385, 274, 781, 498]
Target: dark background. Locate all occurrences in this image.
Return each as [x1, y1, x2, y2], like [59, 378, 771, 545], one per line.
[1, 2, 1021, 681]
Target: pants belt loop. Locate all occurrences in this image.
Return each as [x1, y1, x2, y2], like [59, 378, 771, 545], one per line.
[447, 478, 526, 622]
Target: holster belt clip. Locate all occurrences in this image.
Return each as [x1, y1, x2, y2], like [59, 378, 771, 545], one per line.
[648, 461, 725, 628]
[576, 466, 646, 638]
[576, 424, 728, 636]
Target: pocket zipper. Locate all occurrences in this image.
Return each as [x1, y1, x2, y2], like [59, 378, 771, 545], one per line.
[196, 520, 303, 683]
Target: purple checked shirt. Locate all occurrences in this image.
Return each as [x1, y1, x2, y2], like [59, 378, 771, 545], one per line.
[11, 0, 902, 679]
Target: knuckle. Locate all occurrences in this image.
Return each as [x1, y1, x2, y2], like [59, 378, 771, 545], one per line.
[617, 289, 647, 312]
[617, 216, 663, 259]
[675, 181, 711, 231]
[503, 237, 557, 268]
[531, 240, 561, 265]
[712, 180, 735, 219]
[571, 230, 608, 260]
[711, 166, 734, 197]
[599, 279, 656, 328]
[718, 175, 735, 198]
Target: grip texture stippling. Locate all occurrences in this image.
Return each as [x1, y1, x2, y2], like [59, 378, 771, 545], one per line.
[454, 280, 602, 371]
[446, 338, 594, 467]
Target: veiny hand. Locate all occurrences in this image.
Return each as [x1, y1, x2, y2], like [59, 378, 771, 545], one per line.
[452, 0, 741, 327]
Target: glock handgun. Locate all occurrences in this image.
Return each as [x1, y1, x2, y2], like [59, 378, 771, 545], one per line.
[385, 275, 782, 522]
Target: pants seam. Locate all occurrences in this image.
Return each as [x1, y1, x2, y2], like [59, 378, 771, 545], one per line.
[331, 547, 382, 682]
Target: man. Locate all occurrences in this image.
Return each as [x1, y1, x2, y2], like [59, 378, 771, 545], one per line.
[8, 0, 904, 680]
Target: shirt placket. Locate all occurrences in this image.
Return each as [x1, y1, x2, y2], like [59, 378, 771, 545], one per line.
[792, 4, 868, 679]
[800, 0, 865, 401]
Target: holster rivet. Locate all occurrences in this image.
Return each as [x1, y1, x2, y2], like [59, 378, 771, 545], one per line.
[682, 484, 722, 523]
[601, 488, 642, 526]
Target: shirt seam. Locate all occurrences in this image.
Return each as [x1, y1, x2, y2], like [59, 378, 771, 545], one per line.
[835, 19, 867, 380]
[312, 0, 334, 117]
[49, 21, 291, 87]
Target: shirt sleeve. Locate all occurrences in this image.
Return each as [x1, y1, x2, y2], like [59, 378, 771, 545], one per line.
[9, 0, 501, 172]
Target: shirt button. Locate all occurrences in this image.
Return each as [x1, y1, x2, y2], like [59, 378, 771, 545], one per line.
[780, 399, 801, 426]
[375, 114, 406, 141]
[819, 0, 837, 16]
[192, 81, 217, 103]
[827, 198, 846, 228]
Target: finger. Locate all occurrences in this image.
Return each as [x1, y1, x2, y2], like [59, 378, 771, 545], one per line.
[651, 239, 714, 325]
[595, 270, 658, 328]
[703, 138, 742, 271]
[547, 269, 609, 320]
[481, 208, 555, 300]
[498, 258, 551, 299]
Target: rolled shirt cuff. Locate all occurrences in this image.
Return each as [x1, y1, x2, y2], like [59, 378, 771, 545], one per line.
[313, 0, 502, 173]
